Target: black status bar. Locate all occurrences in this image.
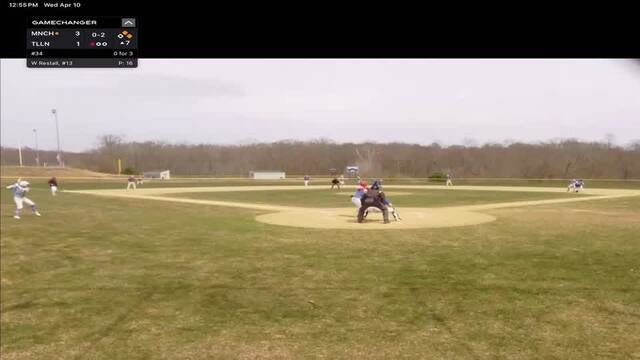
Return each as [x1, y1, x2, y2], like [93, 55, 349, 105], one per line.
[2, 2, 639, 58]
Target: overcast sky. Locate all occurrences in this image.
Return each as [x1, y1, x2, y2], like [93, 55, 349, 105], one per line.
[2, 59, 639, 152]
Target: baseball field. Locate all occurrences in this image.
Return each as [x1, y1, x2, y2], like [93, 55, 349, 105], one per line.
[1, 177, 639, 359]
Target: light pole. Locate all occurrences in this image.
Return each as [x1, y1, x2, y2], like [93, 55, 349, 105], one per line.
[33, 128, 40, 166]
[18, 140, 23, 167]
[52, 109, 63, 167]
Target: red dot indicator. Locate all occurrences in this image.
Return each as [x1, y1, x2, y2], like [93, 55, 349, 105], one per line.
[90, 41, 96, 47]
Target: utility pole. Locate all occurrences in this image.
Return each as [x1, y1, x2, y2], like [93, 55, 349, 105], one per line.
[18, 140, 23, 167]
[52, 109, 63, 167]
[33, 128, 40, 166]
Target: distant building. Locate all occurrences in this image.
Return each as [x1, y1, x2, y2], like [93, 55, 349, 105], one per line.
[143, 170, 170, 179]
[250, 171, 286, 180]
[346, 166, 359, 177]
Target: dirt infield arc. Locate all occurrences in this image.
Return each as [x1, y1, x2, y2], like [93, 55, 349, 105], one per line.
[65, 185, 640, 230]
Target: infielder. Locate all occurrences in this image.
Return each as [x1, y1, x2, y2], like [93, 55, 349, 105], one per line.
[331, 177, 341, 189]
[6, 179, 41, 219]
[567, 179, 585, 192]
[127, 175, 137, 190]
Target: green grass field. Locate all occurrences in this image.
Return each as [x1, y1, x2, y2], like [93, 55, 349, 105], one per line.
[171, 188, 586, 208]
[1, 180, 639, 359]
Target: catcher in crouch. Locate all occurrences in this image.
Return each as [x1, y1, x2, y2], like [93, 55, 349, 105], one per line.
[357, 180, 391, 224]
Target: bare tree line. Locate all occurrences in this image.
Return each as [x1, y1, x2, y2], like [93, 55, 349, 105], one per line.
[2, 136, 640, 179]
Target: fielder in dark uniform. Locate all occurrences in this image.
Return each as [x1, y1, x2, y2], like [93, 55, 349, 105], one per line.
[331, 177, 341, 189]
[48, 176, 58, 196]
[357, 180, 390, 224]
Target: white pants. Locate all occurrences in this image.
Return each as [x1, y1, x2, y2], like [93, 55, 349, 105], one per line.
[14, 196, 35, 210]
[568, 184, 583, 192]
[304, 180, 309, 187]
[127, 182, 136, 190]
[366, 206, 394, 213]
[351, 197, 362, 208]
[446, 180, 453, 186]
[366, 205, 399, 219]
[50, 186, 58, 195]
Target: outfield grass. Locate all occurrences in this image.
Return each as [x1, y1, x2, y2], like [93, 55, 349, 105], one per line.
[1, 181, 639, 359]
[382, 178, 640, 189]
[3, 176, 639, 192]
[170, 188, 585, 208]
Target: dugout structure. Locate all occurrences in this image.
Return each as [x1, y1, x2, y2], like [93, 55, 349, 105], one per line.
[143, 170, 170, 180]
[250, 171, 286, 180]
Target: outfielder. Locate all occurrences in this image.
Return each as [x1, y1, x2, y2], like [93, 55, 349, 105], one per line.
[48, 176, 58, 196]
[6, 179, 41, 219]
[304, 175, 311, 187]
[127, 175, 136, 190]
[445, 173, 453, 186]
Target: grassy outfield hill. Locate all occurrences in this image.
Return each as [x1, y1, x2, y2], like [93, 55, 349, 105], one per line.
[0, 166, 116, 179]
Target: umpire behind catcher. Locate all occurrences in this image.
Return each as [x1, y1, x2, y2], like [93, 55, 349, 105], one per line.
[357, 180, 390, 224]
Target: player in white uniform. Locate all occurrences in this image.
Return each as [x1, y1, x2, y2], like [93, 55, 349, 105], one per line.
[127, 175, 137, 190]
[6, 180, 41, 219]
[48, 176, 58, 196]
[445, 173, 453, 186]
[567, 179, 585, 192]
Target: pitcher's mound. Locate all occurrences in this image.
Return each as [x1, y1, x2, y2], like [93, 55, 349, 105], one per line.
[256, 207, 496, 230]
